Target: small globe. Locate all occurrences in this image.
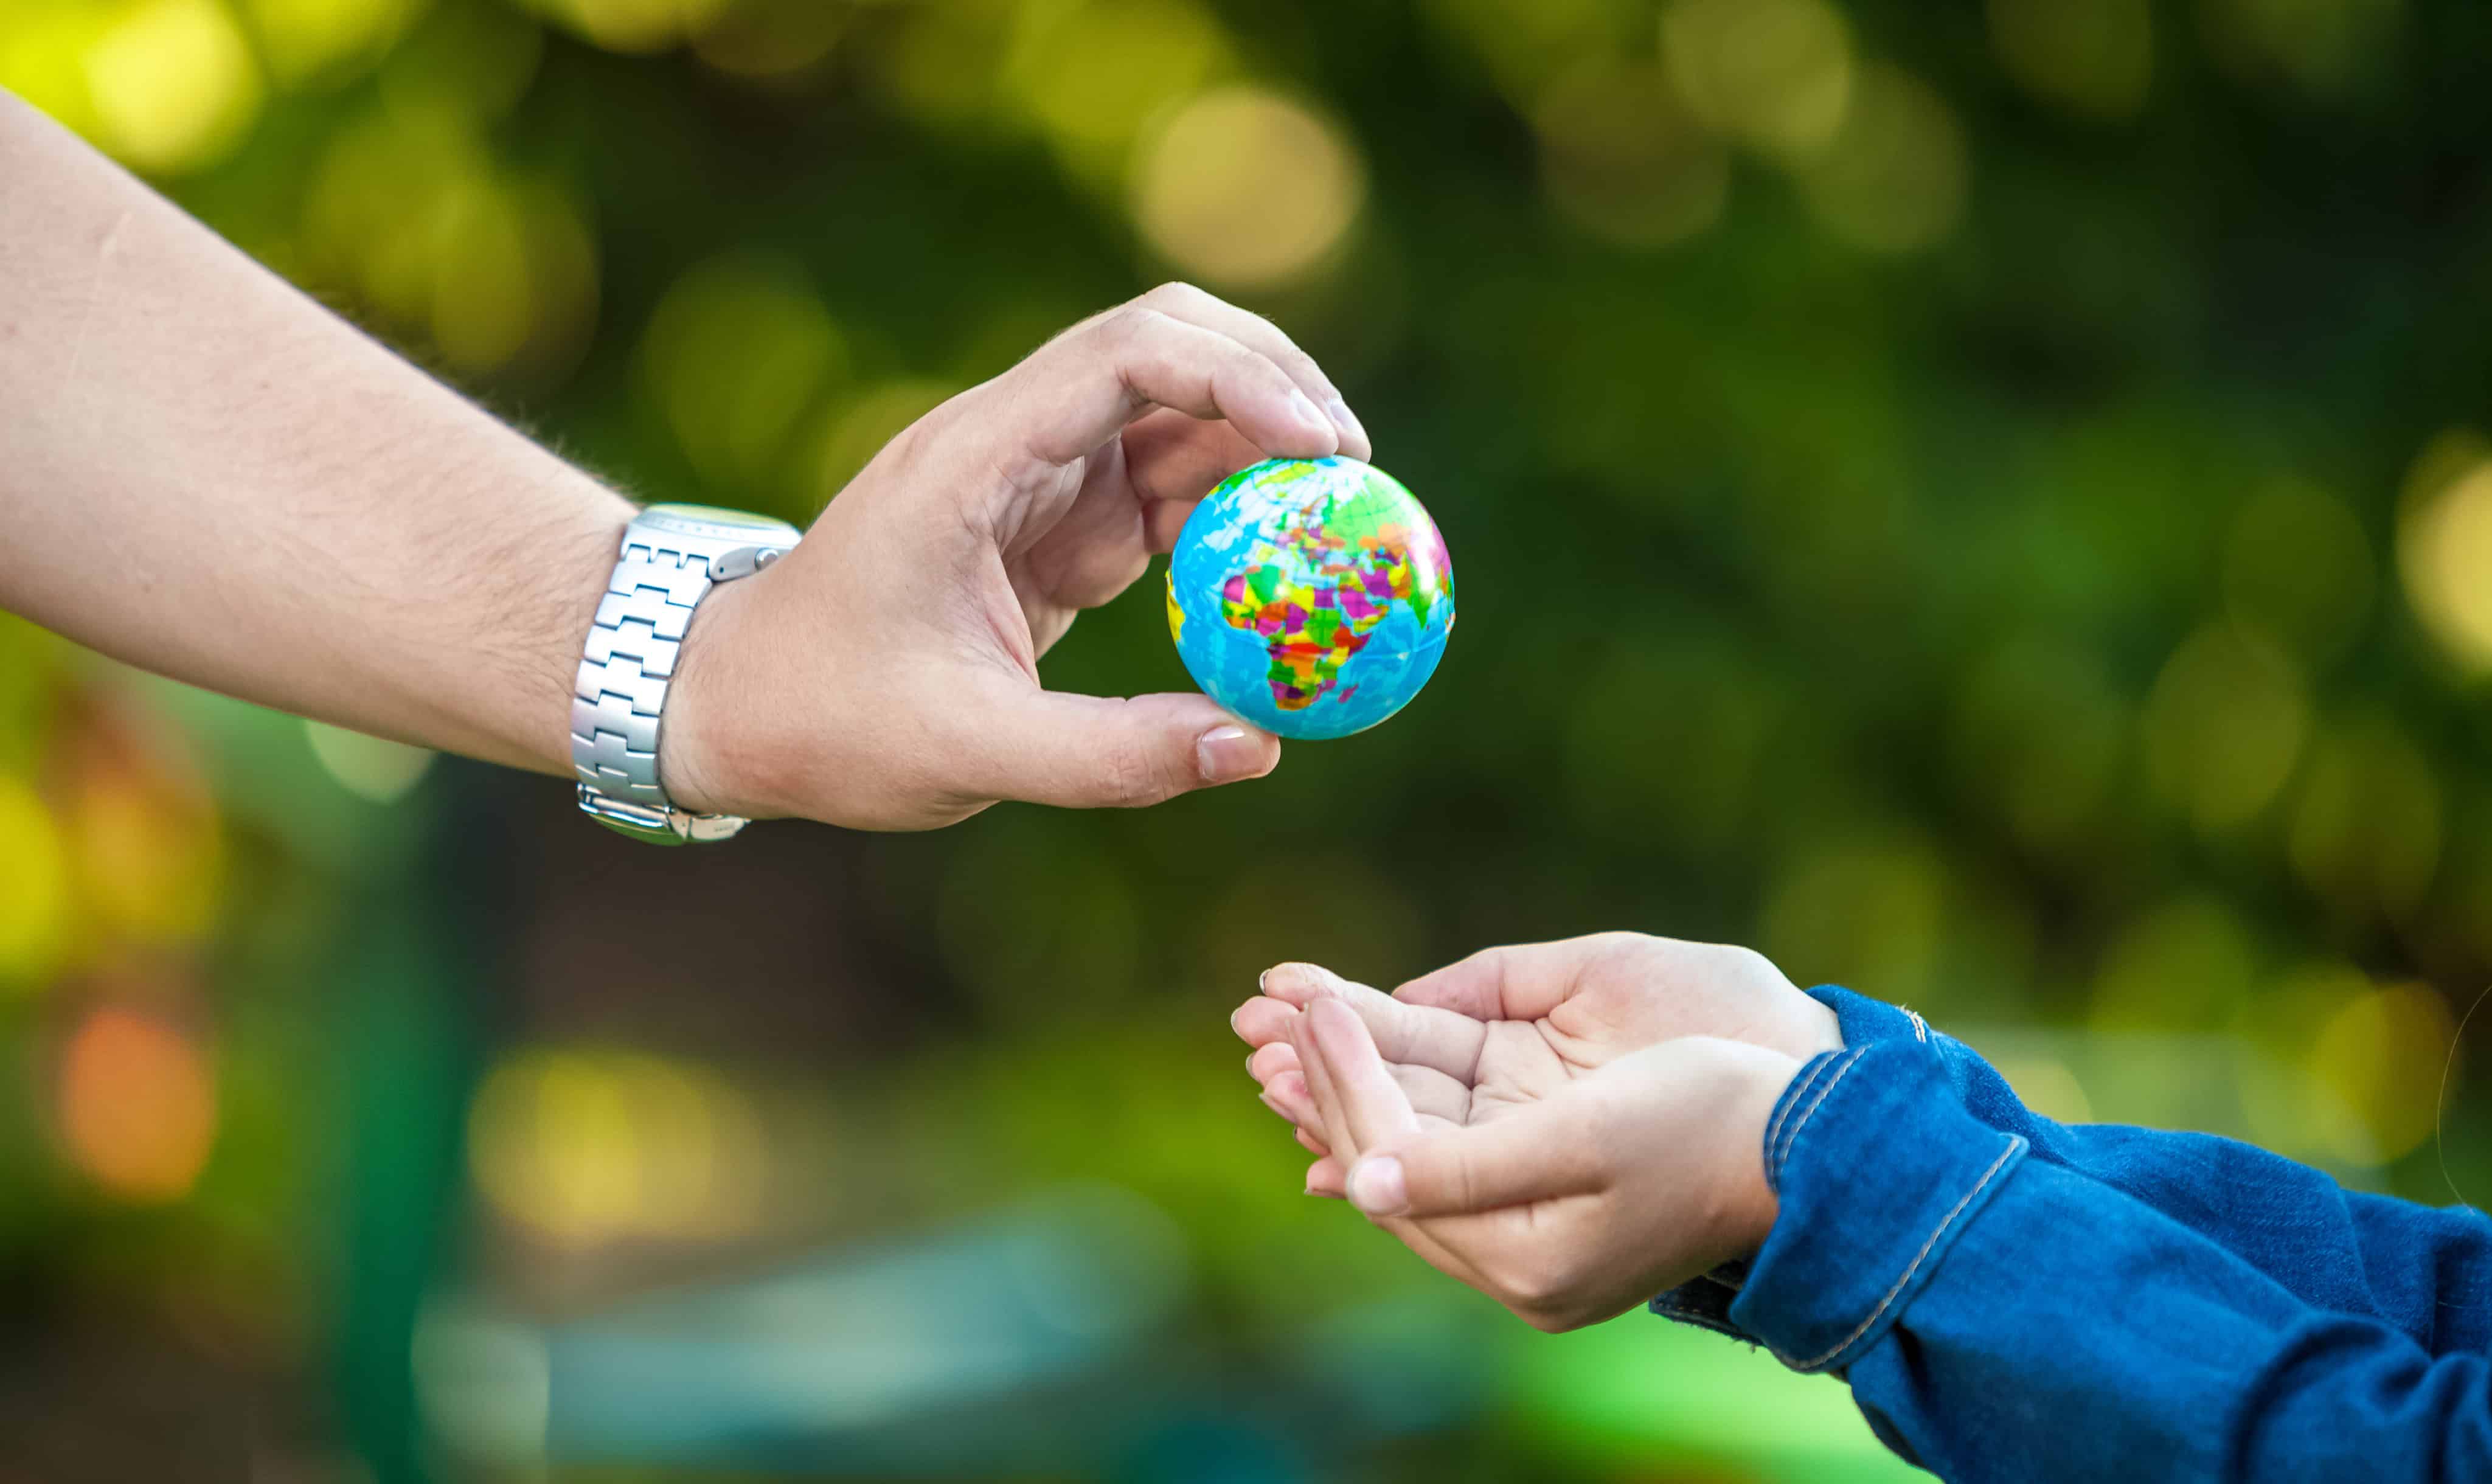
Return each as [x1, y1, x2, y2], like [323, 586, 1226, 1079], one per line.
[1165, 457, 1455, 740]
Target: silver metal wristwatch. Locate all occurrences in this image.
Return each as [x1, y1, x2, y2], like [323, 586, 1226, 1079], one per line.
[571, 503, 800, 845]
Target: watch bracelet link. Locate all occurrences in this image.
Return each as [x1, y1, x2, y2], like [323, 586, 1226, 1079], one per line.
[571, 523, 746, 844]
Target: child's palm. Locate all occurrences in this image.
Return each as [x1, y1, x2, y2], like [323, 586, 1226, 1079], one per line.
[1236, 934, 1838, 1190]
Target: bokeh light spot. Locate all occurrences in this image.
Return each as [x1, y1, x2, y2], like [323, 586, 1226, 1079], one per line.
[1660, 0, 1852, 157]
[693, 0, 846, 78]
[428, 179, 538, 373]
[1533, 58, 1729, 249]
[305, 720, 435, 804]
[2091, 896, 2257, 1031]
[378, 0, 544, 122]
[2142, 622, 2308, 833]
[641, 252, 847, 495]
[1013, 0, 1227, 167]
[1131, 86, 1366, 291]
[814, 380, 961, 508]
[2287, 716, 2440, 922]
[469, 1047, 768, 1249]
[68, 762, 223, 943]
[535, 0, 731, 54]
[1987, 0, 2153, 121]
[241, 0, 421, 85]
[1420, 0, 1648, 105]
[58, 1005, 218, 1202]
[84, 0, 264, 176]
[1759, 833, 1948, 1005]
[0, 775, 71, 987]
[2311, 983, 2452, 1163]
[2398, 452, 2492, 673]
[1791, 64, 1970, 254]
[1994, 1056, 2095, 1124]
[2198, 0, 2403, 101]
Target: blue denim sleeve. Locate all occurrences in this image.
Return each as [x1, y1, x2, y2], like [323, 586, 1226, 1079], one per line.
[1806, 985, 2492, 1354]
[1652, 994, 2492, 1480]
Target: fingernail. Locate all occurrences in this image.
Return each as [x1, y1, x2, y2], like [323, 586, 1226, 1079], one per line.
[1347, 1156, 1407, 1216]
[1265, 963, 1319, 999]
[1196, 724, 1269, 783]
[1229, 1004, 1246, 1035]
[1325, 397, 1369, 454]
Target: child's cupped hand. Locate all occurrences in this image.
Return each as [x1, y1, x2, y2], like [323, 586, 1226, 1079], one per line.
[1231, 933, 1841, 1195]
[1274, 994, 1799, 1332]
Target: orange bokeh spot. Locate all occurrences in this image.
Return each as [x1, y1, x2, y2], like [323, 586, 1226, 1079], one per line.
[58, 1006, 217, 1202]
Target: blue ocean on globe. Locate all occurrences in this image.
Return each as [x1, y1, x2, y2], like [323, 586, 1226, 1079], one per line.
[1164, 456, 1455, 741]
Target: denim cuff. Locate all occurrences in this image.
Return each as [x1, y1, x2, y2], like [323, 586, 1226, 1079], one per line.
[1650, 983, 1937, 1338]
[1805, 982, 1933, 1048]
[1653, 1028, 2028, 1375]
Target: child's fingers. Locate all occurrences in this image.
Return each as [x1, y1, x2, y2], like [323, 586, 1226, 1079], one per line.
[1285, 1007, 1360, 1162]
[1263, 962, 1490, 1083]
[1263, 1068, 1318, 1127]
[1230, 996, 1300, 1047]
[1305, 999, 1423, 1155]
[1248, 1039, 1299, 1084]
[1307, 1156, 1346, 1198]
[1394, 940, 1592, 1022]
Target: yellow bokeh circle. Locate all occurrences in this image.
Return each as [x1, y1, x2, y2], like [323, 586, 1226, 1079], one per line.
[1131, 86, 1366, 291]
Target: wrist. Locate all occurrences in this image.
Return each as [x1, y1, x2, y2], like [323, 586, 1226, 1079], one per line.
[1785, 997, 1844, 1061]
[651, 567, 791, 819]
[1721, 1047, 1802, 1259]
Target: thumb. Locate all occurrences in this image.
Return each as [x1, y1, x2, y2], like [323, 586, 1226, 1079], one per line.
[1346, 1104, 1609, 1220]
[977, 689, 1279, 809]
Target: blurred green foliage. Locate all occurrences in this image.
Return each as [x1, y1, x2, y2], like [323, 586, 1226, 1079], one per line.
[12, 0, 2492, 1479]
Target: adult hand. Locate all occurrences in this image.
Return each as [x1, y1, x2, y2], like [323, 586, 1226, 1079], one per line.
[662, 282, 1371, 830]
[1285, 997, 1797, 1332]
[1232, 934, 1839, 1192]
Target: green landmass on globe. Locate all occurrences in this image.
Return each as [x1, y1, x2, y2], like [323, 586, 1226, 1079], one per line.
[1165, 457, 1454, 740]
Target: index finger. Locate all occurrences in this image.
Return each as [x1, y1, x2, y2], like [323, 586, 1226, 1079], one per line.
[1302, 999, 1423, 1157]
[1008, 303, 1340, 468]
[1258, 962, 1488, 1084]
[1128, 283, 1371, 460]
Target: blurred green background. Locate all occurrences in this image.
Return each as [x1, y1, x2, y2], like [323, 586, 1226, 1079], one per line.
[7, 0, 2492, 1478]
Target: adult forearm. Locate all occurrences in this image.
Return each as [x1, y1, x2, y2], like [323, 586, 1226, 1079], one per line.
[0, 89, 625, 777]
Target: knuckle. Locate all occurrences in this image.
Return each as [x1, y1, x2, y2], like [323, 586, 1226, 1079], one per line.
[1142, 280, 1211, 311]
[1526, 1302, 1595, 1334]
[1488, 1256, 1569, 1312]
[1095, 302, 1164, 349]
[1101, 728, 1180, 809]
[1724, 943, 1791, 986]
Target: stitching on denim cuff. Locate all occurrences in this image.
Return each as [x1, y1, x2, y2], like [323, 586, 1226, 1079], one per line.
[1772, 1045, 1869, 1181]
[1788, 1134, 2025, 1373]
[1761, 1051, 1841, 1181]
[1904, 1008, 1928, 1044]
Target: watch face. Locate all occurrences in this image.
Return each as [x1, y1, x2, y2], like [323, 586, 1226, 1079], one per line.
[638, 504, 799, 543]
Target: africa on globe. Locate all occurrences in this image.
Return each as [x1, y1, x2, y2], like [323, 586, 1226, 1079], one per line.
[1165, 457, 1455, 741]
